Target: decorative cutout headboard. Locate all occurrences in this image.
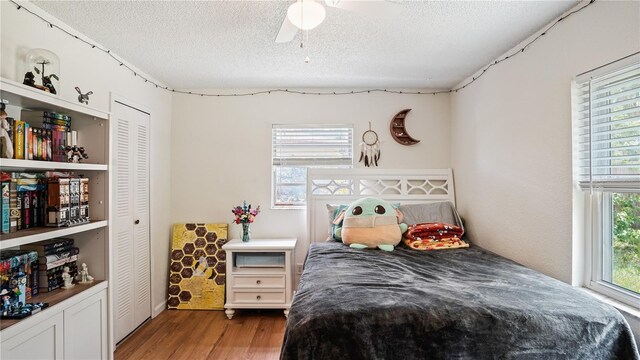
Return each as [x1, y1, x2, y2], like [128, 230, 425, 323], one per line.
[307, 168, 456, 244]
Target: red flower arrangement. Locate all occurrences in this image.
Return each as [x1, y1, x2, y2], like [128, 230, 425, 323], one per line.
[232, 200, 260, 224]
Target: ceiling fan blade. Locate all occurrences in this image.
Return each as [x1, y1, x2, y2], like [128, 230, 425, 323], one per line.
[275, 16, 299, 43]
[326, 0, 401, 19]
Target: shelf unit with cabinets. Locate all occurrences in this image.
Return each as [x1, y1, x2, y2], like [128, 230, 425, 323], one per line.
[0, 77, 110, 359]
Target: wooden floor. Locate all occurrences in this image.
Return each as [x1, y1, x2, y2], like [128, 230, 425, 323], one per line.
[115, 309, 286, 360]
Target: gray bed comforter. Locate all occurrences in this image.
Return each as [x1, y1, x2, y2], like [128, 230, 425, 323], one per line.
[280, 242, 639, 360]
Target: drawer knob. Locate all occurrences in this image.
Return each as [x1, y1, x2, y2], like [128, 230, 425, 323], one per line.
[256, 295, 261, 300]
[256, 280, 261, 285]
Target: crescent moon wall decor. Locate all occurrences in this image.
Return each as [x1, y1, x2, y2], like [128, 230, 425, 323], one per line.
[390, 109, 420, 146]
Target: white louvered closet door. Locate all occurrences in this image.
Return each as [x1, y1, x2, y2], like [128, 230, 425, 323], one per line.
[112, 101, 151, 344]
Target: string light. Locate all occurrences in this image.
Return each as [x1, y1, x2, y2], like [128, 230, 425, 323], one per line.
[8, 0, 596, 97]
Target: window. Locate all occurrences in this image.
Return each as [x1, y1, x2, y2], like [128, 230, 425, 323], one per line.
[272, 125, 353, 208]
[573, 54, 640, 307]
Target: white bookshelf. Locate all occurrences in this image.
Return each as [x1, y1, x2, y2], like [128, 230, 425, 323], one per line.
[0, 77, 111, 359]
[0, 220, 108, 250]
[0, 78, 109, 120]
[0, 158, 108, 172]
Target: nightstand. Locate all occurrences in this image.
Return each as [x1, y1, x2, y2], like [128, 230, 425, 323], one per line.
[222, 238, 297, 319]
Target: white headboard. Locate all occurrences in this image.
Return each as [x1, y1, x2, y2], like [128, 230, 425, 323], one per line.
[307, 168, 456, 245]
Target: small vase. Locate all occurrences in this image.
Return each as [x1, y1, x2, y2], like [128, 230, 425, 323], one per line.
[241, 223, 251, 242]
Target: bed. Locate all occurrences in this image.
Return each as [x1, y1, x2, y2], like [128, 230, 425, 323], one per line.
[280, 169, 639, 360]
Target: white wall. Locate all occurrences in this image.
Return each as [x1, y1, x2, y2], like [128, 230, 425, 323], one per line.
[171, 91, 451, 262]
[450, 1, 640, 284]
[1, 2, 173, 317]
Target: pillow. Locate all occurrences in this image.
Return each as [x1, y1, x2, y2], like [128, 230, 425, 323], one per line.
[339, 197, 407, 251]
[398, 201, 464, 232]
[326, 202, 401, 241]
[326, 204, 349, 241]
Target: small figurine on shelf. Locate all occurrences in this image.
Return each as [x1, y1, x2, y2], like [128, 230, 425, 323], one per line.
[0, 102, 14, 159]
[61, 266, 75, 289]
[22, 71, 36, 87]
[75, 87, 93, 105]
[65, 145, 89, 163]
[1, 289, 11, 316]
[77, 263, 94, 283]
[64, 130, 89, 163]
[42, 75, 57, 94]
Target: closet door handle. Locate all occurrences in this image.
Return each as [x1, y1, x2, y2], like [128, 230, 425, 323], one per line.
[134, 219, 140, 225]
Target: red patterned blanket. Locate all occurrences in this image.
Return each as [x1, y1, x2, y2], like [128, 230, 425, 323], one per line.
[404, 222, 464, 241]
[403, 222, 468, 251]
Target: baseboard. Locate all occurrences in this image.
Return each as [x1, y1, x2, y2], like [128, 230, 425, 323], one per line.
[153, 301, 167, 318]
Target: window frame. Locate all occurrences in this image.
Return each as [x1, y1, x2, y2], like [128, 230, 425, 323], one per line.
[574, 53, 640, 309]
[271, 124, 354, 209]
[587, 192, 640, 308]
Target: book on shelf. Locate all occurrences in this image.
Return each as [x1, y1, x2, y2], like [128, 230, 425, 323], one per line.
[21, 237, 75, 256]
[1, 180, 9, 234]
[21, 188, 30, 229]
[43, 111, 71, 121]
[23, 122, 30, 160]
[30, 262, 39, 297]
[39, 254, 78, 271]
[0, 172, 91, 232]
[6, 110, 72, 162]
[35, 243, 75, 258]
[9, 178, 19, 232]
[13, 120, 24, 160]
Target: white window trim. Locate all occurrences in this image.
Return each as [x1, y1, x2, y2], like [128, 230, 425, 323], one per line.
[574, 52, 640, 310]
[583, 191, 640, 309]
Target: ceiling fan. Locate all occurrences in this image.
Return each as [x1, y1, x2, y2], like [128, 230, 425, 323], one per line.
[275, 0, 400, 43]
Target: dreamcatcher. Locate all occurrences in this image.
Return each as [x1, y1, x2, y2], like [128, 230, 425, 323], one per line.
[359, 123, 380, 167]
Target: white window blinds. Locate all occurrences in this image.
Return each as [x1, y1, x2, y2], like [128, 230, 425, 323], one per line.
[272, 125, 353, 167]
[575, 59, 640, 191]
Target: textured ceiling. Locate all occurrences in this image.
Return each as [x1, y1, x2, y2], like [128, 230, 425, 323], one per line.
[32, 1, 579, 89]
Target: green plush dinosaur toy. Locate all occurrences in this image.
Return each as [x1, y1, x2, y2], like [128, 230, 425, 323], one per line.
[334, 197, 408, 251]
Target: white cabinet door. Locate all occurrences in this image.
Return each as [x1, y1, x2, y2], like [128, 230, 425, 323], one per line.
[112, 101, 151, 343]
[64, 289, 108, 360]
[1, 312, 64, 360]
[132, 118, 151, 330]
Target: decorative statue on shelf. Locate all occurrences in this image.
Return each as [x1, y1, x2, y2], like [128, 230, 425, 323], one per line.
[61, 266, 74, 289]
[41, 75, 57, 94]
[1, 289, 11, 316]
[24, 48, 60, 94]
[77, 263, 94, 283]
[0, 102, 14, 159]
[65, 145, 89, 163]
[22, 71, 36, 87]
[75, 87, 93, 105]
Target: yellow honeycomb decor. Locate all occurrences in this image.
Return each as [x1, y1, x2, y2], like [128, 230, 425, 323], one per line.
[168, 223, 228, 310]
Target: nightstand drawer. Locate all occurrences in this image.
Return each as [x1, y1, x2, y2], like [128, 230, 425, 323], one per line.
[232, 275, 285, 289]
[231, 291, 285, 304]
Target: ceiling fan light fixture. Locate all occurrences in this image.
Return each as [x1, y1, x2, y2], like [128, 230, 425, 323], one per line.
[287, 0, 326, 30]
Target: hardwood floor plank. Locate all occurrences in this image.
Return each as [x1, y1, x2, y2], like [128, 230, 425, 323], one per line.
[206, 312, 261, 359]
[170, 312, 228, 360]
[115, 309, 285, 360]
[115, 310, 191, 359]
[246, 316, 274, 360]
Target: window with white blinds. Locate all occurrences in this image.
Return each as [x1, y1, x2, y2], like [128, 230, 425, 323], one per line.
[272, 125, 353, 207]
[575, 61, 640, 191]
[573, 54, 640, 307]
